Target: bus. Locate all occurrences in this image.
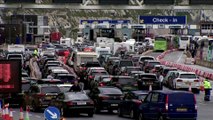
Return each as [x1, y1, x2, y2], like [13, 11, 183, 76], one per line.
[154, 37, 167, 51]
[178, 35, 192, 50]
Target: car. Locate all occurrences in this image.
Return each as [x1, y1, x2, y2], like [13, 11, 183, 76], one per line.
[162, 67, 177, 77]
[104, 57, 120, 72]
[139, 56, 155, 68]
[111, 60, 134, 75]
[78, 61, 101, 76]
[172, 72, 200, 92]
[51, 92, 95, 117]
[121, 66, 141, 76]
[110, 76, 138, 92]
[129, 71, 145, 78]
[137, 90, 197, 120]
[34, 79, 63, 84]
[90, 86, 123, 113]
[163, 70, 180, 87]
[143, 60, 161, 73]
[131, 55, 140, 66]
[137, 73, 162, 90]
[118, 91, 148, 119]
[86, 67, 109, 81]
[94, 75, 113, 86]
[23, 84, 61, 111]
[51, 68, 69, 77]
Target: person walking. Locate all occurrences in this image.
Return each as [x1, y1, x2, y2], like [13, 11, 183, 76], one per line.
[203, 78, 212, 101]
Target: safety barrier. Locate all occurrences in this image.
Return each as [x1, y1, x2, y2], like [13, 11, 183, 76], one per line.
[157, 49, 213, 80]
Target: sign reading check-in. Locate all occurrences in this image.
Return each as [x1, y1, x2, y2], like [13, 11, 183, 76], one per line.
[139, 16, 187, 24]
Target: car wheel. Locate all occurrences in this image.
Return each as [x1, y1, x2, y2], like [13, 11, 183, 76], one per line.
[158, 115, 164, 120]
[88, 112, 94, 117]
[118, 108, 123, 117]
[138, 113, 144, 120]
[130, 109, 135, 119]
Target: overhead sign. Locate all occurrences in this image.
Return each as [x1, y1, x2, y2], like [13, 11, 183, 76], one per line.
[0, 60, 21, 93]
[80, 20, 131, 24]
[44, 106, 60, 120]
[139, 16, 186, 24]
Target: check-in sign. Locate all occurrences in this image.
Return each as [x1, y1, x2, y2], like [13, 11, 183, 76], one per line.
[139, 16, 186, 24]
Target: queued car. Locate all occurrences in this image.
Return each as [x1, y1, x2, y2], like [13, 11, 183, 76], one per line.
[137, 73, 162, 90]
[137, 90, 197, 120]
[23, 84, 61, 111]
[54, 73, 76, 83]
[51, 92, 95, 117]
[120, 66, 141, 76]
[143, 60, 161, 73]
[139, 56, 155, 68]
[94, 75, 113, 87]
[89, 86, 123, 113]
[57, 84, 73, 92]
[86, 67, 109, 81]
[161, 67, 178, 77]
[110, 76, 138, 92]
[118, 91, 148, 119]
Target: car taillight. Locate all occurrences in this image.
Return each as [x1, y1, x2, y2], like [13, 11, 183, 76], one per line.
[194, 95, 197, 111]
[37, 93, 45, 98]
[133, 99, 142, 105]
[176, 79, 183, 82]
[99, 82, 105, 86]
[99, 95, 109, 100]
[194, 80, 199, 82]
[67, 101, 73, 106]
[89, 76, 94, 79]
[165, 95, 169, 112]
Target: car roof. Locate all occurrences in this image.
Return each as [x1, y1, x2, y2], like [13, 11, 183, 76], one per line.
[89, 67, 105, 70]
[178, 72, 196, 74]
[140, 73, 156, 76]
[131, 90, 149, 95]
[126, 66, 141, 69]
[57, 84, 73, 87]
[152, 90, 194, 95]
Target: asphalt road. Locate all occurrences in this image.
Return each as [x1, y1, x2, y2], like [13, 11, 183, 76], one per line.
[7, 51, 213, 120]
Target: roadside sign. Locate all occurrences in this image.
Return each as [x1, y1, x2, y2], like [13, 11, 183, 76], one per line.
[44, 106, 60, 120]
[139, 16, 187, 24]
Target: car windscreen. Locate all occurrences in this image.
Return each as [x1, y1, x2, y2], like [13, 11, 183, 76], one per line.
[140, 75, 157, 81]
[132, 57, 140, 62]
[169, 93, 195, 104]
[149, 62, 161, 67]
[56, 75, 75, 82]
[92, 71, 108, 76]
[180, 74, 197, 79]
[66, 93, 89, 100]
[99, 88, 122, 95]
[127, 68, 141, 73]
[120, 61, 133, 67]
[140, 57, 154, 62]
[163, 69, 177, 75]
[41, 86, 60, 94]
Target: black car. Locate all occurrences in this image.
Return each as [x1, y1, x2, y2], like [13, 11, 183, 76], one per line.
[121, 66, 141, 76]
[51, 92, 94, 117]
[137, 73, 162, 90]
[54, 73, 76, 83]
[90, 86, 123, 113]
[143, 60, 161, 73]
[118, 91, 148, 119]
[111, 76, 138, 92]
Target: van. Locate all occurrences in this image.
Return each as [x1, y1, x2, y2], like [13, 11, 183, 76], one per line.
[137, 90, 197, 120]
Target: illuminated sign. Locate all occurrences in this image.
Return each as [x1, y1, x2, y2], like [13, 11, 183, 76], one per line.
[0, 60, 21, 93]
[139, 16, 186, 24]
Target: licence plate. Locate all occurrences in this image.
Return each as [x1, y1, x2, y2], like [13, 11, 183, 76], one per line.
[176, 108, 187, 112]
[77, 102, 86, 105]
[111, 104, 118, 106]
[146, 82, 153, 85]
[45, 96, 52, 100]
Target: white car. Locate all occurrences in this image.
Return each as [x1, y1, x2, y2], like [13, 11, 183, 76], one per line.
[173, 72, 200, 92]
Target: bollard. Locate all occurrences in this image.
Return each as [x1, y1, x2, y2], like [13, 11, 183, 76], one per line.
[5, 106, 9, 120]
[9, 109, 13, 120]
[19, 107, 24, 120]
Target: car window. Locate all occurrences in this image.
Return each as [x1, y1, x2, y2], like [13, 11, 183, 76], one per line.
[149, 62, 160, 67]
[151, 93, 159, 102]
[169, 93, 195, 104]
[138, 94, 147, 101]
[119, 61, 133, 67]
[66, 93, 89, 100]
[99, 88, 122, 95]
[180, 74, 196, 79]
[144, 93, 152, 102]
[41, 86, 60, 94]
[140, 57, 154, 62]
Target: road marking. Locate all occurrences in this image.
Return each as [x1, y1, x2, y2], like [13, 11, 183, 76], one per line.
[177, 52, 183, 63]
[35, 115, 42, 118]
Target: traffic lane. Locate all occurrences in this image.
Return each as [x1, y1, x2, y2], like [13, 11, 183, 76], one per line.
[146, 51, 162, 58]
[11, 109, 130, 120]
[163, 51, 184, 63]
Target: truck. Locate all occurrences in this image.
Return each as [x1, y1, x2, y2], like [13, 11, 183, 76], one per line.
[60, 38, 74, 47]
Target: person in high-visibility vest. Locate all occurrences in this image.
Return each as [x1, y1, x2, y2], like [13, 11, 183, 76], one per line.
[203, 78, 212, 101]
[33, 49, 38, 56]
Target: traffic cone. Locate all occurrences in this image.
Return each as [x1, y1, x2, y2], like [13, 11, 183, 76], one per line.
[9, 109, 13, 120]
[149, 84, 152, 91]
[5, 106, 9, 120]
[189, 83, 192, 92]
[19, 107, 24, 120]
[25, 106, 30, 120]
[2, 107, 5, 119]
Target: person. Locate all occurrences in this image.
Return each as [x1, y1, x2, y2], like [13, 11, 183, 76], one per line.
[69, 81, 81, 92]
[33, 49, 39, 57]
[203, 78, 212, 101]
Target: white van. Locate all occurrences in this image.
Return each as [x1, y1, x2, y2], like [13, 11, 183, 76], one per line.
[68, 51, 98, 72]
[95, 46, 111, 58]
[178, 35, 192, 50]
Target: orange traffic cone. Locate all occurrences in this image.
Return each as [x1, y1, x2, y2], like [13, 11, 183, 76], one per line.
[9, 109, 13, 120]
[189, 83, 192, 92]
[19, 107, 24, 120]
[5, 106, 9, 120]
[149, 84, 152, 91]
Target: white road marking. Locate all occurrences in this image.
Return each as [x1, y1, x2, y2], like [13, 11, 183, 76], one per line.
[177, 52, 183, 63]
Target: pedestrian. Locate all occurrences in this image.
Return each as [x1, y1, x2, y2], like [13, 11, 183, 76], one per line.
[203, 78, 212, 101]
[69, 81, 81, 92]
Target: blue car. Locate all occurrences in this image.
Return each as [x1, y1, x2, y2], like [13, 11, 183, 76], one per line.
[137, 90, 197, 120]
